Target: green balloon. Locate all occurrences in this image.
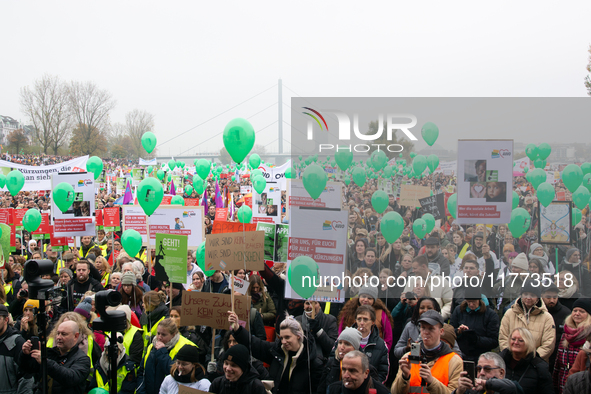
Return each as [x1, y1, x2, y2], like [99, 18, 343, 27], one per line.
[508, 208, 531, 238]
[351, 167, 366, 187]
[147, 165, 153, 174]
[421, 122, 439, 146]
[422, 213, 436, 233]
[197, 242, 215, 277]
[185, 185, 194, 195]
[529, 168, 546, 190]
[138, 177, 164, 216]
[249, 153, 261, 169]
[427, 154, 439, 173]
[156, 169, 165, 181]
[572, 186, 590, 210]
[23, 209, 42, 232]
[562, 164, 583, 193]
[537, 142, 551, 160]
[285, 166, 294, 179]
[252, 175, 267, 194]
[371, 190, 389, 214]
[572, 208, 582, 224]
[167, 174, 172, 182]
[288, 256, 319, 299]
[583, 173, 591, 193]
[581, 163, 591, 175]
[536, 182, 555, 207]
[6, 170, 25, 196]
[523, 166, 529, 174]
[141, 132, 157, 154]
[344, 177, 351, 186]
[412, 155, 427, 175]
[121, 229, 142, 258]
[380, 211, 404, 243]
[193, 176, 205, 194]
[413, 219, 427, 239]
[52, 182, 75, 213]
[250, 169, 263, 180]
[0, 174, 5, 188]
[525, 143, 538, 161]
[178, 161, 186, 169]
[409, 152, 417, 159]
[302, 164, 327, 200]
[237, 205, 253, 223]
[534, 158, 546, 169]
[447, 193, 457, 219]
[86, 156, 103, 180]
[88, 388, 110, 394]
[168, 159, 176, 170]
[223, 118, 255, 164]
[171, 195, 185, 206]
[372, 151, 388, 171]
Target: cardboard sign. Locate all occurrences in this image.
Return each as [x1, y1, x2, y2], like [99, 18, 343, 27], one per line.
[204, 230, 265, 271]
[233, 275, 249, 295]
[103, 207, 120, 231]
[178, 386, 210, 394]
[215, 208, 228, 222]
[211, 221, 256, 234]
[181, 292, 250, 330]
[418, 193, 446, 220]
[399, 184, 431, 208]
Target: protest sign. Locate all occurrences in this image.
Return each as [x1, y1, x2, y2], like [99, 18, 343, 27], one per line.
[139, 158, 157, 166]
[32, 213, 51, 240]
[155, 233, 188, 283]
[274, 224, 289, 263]
[178, 386, 209, 394]
[256, 222, 276, 262]
[257, 160, 290, 188]
[50, 229, 69, 252]
[123, 206, 204, 248]
[131, 168, 144, 186]
[457, 140, 513, 224]
[240, 185, 252, 194]
[539, 201, 571, 245]
[51, 173, 96, 237]
[0, 156, 88, 192]
[211, 221, 256, 234]
[185, 198, 200, 206]
[103, 207, 120, 231]
[116, 177, 126, 194]
[232, 276, 249, 295]
[289, 179, 343, 209]
[215, 208, 228, 222]
[96, 209, 103, 229]
[14, 209, 26, 231]
[204, 231, 265, 271]
[287, 207, 348, 302]
[399, 184, 431, 208]
[418, 193, 446, 220]
[433, 161, 457, 176]
[181, 292, 250, 330]
[253, 182, 281, 224]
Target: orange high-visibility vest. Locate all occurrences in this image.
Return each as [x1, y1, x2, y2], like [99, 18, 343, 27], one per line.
[409, 352, 456, 393]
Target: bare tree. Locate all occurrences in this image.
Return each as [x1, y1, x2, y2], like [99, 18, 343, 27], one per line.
[125, 109, 155, 157]
[20, 75, 71, 154]
[68, 81, 116, 155]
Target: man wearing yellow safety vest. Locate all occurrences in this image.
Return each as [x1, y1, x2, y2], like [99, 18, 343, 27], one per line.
[89, 332, 138, 394]
[392, 310, 462, 394]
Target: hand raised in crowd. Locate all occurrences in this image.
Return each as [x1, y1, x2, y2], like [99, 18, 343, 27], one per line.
[418, 363, 434, 385]
[482, 243, 491, 258]
[227, 310, 240, 331]
[399, 354, 411, 379]
[457, 371, 474, 394]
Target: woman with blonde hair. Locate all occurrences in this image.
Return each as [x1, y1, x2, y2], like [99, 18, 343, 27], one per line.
[140, 290, 169, 347]
[94, 256, 111, 288]
[552, 299, 591, 393]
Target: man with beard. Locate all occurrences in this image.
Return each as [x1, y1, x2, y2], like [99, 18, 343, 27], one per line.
[327, 351, 389, 394]
[424, 236, 451, 276]
[62, 260, 104, 309]
[207, 205, 216, 222]
[541, 283, 570, 371]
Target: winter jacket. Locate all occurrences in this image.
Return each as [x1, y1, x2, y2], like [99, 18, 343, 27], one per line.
[427, 250, 451, 277]
[208, 352, 269, 383]
[563, 371, 591, 394]
[18, 342, 91, 394]
[499, 297, 556, 361]
[62, 277, 105, 310]
[553, 330, 586, 394]
[458, 377, 525, 394]
[499, 348, 554, 394]
[208, 366, 267, 394]
[317, 352, 382, 394]
[327, 375, 390, 394]
[251, 293, 277, 326]
[296, 308, 339, 360]
[558, 260, 591, 297]
[567, 349, 591, 377]
[353, 325, 389, 383]
[546, 301, 571, 371]
[232, 325, 323, 394]
[394, 320, 463, 359]
[159, 371, 211, 394]
[403, 275, 453, 320]
[0, 326, 31, 394]
[450, 301, 500, 361]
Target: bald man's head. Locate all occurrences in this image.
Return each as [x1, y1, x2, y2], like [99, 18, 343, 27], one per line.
[55, 321, 80, 354]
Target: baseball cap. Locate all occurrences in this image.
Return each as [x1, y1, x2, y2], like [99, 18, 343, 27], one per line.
[418, 310, 444, 327]
[0, 305, 9, 317]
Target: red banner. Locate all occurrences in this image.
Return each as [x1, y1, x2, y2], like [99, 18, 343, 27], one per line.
[96, 209, 103, 226]
[32, 213, 51, 237]
[215, 208, 228, 222]
[54, 218, 93, 233]
[185, 198, 200, 206]
[162, 196, 172, 205]
[0, 208, 15, 249]
[211, 221, 256, 234]
[14, 209, 26, 230]
[103, 207, 120, 228]
[50, 226, 69, 251]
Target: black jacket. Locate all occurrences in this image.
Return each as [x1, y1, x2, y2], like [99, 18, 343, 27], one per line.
[352, 325, 389, 384]
[296, 309, 339, 360]
[558, 260, 591, 297]
[318, 355, 382, 394]
[90, 354, 137, 394]
[232, 325, 323, 394]
[327, 375, 390, 394]
[0, 325, 29, 394]
[209, 366, 267, 394]
[449, 301, 500, 362]
[427, 250, 451, 276]
[499, 349, 554, 394]
[18, 342, 91, 394]
[460, 377, 525, 394]
[62, 277, 104, 310]
[546, 300, 571, 371]
[564, 371, 591, 394]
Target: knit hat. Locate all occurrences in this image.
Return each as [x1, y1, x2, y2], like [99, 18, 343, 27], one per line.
[86, 253, 96, 263]
[60, 268, 74, 279]
[541, 282, 559, 295]
[511, 253, 529, 272]
[521, 280, 542, 298]
[175, 345, 200, 363]
[358, 284, 378, 300]
[529, 243, 543, 255]
[121, 271, 136, 286]
[503, 244, 515, 253]
[63, 252, 75, 261]
[441, 324, 457, 347]
[74, 297, 93, 320]
[572, 298, 591, 316]
[23, 299, 39, 311]
[338, 327, 362, 349]
[172, 282, 184, 291]
[0, 305, 8, 317]
[107, 304, 132, 323]
[223, 344, 250, 373]
[566, 248, 580, 262]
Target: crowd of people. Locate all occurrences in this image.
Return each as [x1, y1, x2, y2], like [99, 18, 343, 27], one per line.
[1, 153, 591, 394]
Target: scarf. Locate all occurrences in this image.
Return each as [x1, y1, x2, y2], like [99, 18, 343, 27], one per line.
[529, 252, 549, 267]
[563, 319, 591, 348]
[558, 285, 577, 299]
[251, 292, 261, 304]
[420, 341, 451, 363]
[153, 332, 180, 350]
[99, 343, 125, 372]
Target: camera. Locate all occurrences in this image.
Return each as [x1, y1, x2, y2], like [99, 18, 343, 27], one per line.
[24, 259, 55, 300]
[19, 289, 29, 298]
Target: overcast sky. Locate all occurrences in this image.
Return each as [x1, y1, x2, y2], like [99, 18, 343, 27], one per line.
[2, 1, 591, 157]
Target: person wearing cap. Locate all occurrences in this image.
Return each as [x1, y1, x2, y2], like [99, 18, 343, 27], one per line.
[16, 299, 40, 340]
[424, 236, 451, 277]
[57, 251, 76, 275]
[0, 304, 31, 393]
[450, 286, 500, 362]
[499, 279, 556, 362]
[318, 327, 365, 393]
[327, 350, 390, 394]
[392, 309, 463, 394]
[89, 332, 139, 394]
[208, 344, 267, 394]
[541, 282, 571, 371]
[529, 243, 555, 274]
[558, 247, 591, 297]
[552, 297, 591, 393]
[496, 252, 529, 313]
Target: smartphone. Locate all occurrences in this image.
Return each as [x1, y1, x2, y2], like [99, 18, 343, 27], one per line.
[30, 336, 40, 350]
[409, 342, 421, 364]
[463, 360, 475, 385]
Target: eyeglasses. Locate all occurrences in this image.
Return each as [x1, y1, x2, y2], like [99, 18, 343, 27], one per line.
[476, 366, 501, 372]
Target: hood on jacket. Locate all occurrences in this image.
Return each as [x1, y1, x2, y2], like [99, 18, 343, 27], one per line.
[512, 297, 547, 317]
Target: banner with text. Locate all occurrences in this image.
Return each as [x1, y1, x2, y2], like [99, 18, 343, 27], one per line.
[204, 230, 265, 271]
[0, 156, 88, 192]
[51, 172, 96, 237]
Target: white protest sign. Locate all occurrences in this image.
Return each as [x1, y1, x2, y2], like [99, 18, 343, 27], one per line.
[1, 156, 88, 192]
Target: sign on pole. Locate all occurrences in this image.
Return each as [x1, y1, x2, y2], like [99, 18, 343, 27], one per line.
[180, 292, 250, 330]
[204, 231, 265, 271]
[539, 201, 572, 245]
[155, 233, 188, 283]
